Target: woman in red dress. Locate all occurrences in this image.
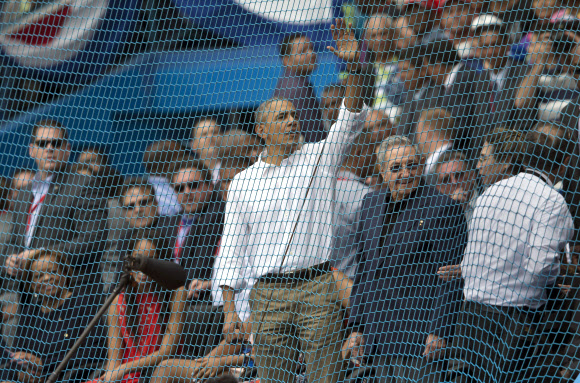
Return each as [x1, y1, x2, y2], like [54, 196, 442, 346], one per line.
[90, 233, 187, 383]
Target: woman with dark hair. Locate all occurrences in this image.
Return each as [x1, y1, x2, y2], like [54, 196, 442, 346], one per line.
[88, 232, 187, 383]
[0, 250, 106, 383]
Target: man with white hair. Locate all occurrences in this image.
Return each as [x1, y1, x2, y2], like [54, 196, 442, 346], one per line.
[346, 135, 467, 382]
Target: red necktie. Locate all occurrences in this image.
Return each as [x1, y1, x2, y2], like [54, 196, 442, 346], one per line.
[26, 194, 46, 235]
[173, 221, 188, 263]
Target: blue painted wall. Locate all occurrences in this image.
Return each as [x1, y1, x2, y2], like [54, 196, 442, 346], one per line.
[0, 45, 341, 177]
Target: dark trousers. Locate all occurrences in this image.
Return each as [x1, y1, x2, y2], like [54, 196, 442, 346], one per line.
[374, 355, 445, 383]
[181, 303, 224, 358]
[448, 301, 541, 383]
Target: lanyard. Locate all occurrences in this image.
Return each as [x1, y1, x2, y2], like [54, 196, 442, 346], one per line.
[173, 219, 194, 263]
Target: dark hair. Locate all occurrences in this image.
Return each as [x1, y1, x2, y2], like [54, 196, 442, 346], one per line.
[422, 39, 461, 66]
[170, 157, 213, 184]
[142, 140, 191, 176]
[398, 43, 424, 68]
[524, 125, 574, 173]
[434, 150, 473, 172]
[31, 119, 69, 143]
[119, 177, 157, 204]
[123, 230, 173, 340]
[25, 250, 72, 293]
[487, 127, 526, 175]
[279, 33, 306, 57]
[550, 31, 576, 56]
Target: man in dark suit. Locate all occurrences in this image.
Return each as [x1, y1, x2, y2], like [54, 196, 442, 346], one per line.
[397, 40, 462, 137]
[345, 135, 467, 383]
[397, 39, 492, 158]
[273, 33, 326, 143]
[470, 14, 539, 131]
[163, 158, 226, 357]
[2, 120, 108, 287]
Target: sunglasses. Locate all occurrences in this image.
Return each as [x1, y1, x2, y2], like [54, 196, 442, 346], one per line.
[123, 196, 155, 211]
[173, 181, 204, 194]
[34, 138, 67, 149]
[388, 161, 421, 173]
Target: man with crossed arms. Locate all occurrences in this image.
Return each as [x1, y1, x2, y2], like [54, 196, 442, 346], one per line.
[215, 19, 369, 383]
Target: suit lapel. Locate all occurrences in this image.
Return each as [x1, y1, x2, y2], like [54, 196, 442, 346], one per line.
[34, 174, 64, 233]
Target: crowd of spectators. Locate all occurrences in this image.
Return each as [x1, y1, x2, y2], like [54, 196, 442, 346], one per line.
[2, 0, 580, 382]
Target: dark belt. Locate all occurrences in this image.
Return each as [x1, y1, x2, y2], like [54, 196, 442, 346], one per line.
[257, 261, 332, 285]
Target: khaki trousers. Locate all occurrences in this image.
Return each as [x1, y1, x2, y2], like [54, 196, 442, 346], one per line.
[249, 272, 346, 383]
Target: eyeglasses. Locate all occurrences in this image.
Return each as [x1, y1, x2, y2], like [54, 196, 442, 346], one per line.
[173, 181, 204, 194]
[123, 196, 155, 211]
[34, 138, 67, 149]
[387, 161, 421, 173]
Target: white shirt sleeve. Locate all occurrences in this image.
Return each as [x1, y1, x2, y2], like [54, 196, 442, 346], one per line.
[525, 194, 574, 288]
[214, 176, 249, 291]
[319, 100, 368, 173]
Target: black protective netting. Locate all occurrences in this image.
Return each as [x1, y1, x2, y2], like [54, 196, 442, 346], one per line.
[1, 0, 580, 382]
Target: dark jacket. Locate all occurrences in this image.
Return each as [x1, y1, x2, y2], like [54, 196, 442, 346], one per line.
[445, 60, 494, 158]
[273, 68, 326, 143]
[2, 167, 108, 271]
[397, 61, 493, 158]
[490, 58, 538, 131]
[157, 192, 225, 286]
[5, 289, 107, 381]
[349, 185, 468, 358]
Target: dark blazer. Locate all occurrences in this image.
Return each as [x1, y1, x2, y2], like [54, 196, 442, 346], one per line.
[7, 289, 107, 381]
[273, 69, 326, 143]
[158, 192, 225, 283]
[2, 167, 108, 271]
[396, 82, 446, 137]
[397, 62, 493, 159]
[445, 60, 494, 158]
[349, 185, 468, 358]
[491, 59, 537, 131]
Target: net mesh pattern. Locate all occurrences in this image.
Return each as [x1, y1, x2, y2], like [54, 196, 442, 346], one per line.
[0, 0, 579, 382]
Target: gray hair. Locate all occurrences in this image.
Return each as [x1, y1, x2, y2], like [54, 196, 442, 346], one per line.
[254, 97, 292, 126]
[376, 135, 419, 168]
[425, 150, 474, 186]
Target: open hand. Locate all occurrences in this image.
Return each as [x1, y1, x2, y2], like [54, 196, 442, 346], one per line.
[327, 19, 360, 64]
[5, 250, 36, 277]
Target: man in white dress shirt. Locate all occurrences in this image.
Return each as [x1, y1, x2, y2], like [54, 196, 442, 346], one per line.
[449, 125, 575, 382]
[215, 19, 368, 383]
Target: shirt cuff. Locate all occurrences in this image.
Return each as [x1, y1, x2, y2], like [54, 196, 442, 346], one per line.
[215, 267, 244, 291]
